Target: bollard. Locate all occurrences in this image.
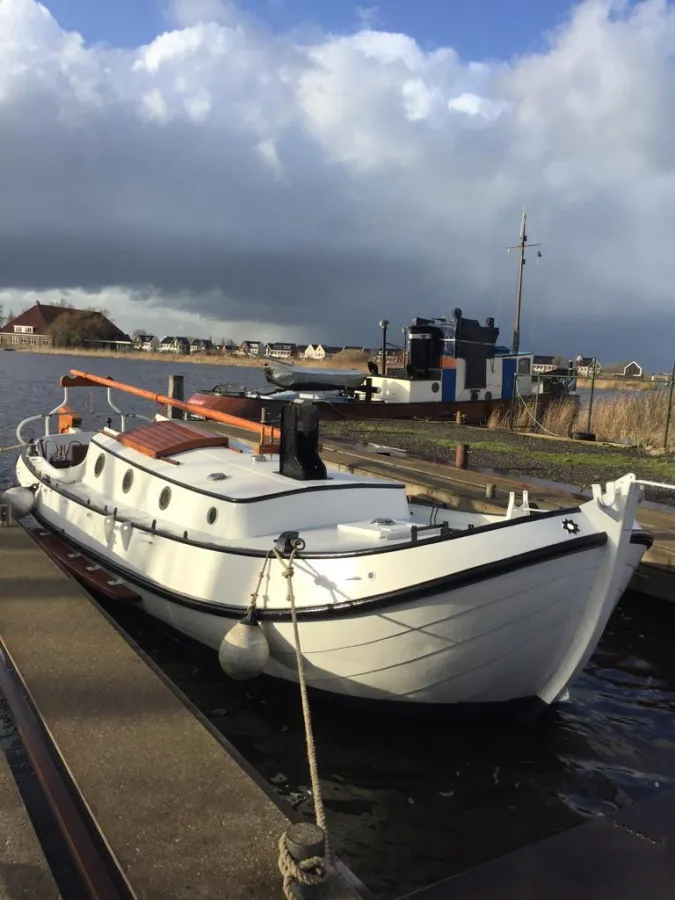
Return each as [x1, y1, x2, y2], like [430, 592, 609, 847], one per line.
[485, 483, 496, 500]
[167, 374, 184, 420]
[455, 411, 464, 424]
[455, 443, 469, 470]
[285, 822, 326, 864]
[281, 822, 327, 898]
[281, 822, 358, 899]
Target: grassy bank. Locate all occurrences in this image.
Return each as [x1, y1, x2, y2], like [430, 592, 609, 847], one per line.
[11, 347, 370, 370]
[489, 391, 675, 451]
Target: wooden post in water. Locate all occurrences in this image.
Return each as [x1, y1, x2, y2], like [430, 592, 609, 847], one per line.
[167, 375, 184, 420]
[585, 359, 597, 435]
[664, 360, 675, 450]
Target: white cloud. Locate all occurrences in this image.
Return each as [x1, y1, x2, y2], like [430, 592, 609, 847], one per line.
[1, 0, 675, 363]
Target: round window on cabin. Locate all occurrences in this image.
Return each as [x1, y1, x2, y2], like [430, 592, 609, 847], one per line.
[207, 507, 218, 525]
[94, 453, 105, 477]
[159, 487, 172, 510]
[122, 469, 134, 493]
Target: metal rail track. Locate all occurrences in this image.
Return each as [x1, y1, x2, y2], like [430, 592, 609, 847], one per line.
[0, 638, 136, 900]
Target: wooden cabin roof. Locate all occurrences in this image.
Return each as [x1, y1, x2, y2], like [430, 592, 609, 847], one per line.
[116, 420, 229, 459]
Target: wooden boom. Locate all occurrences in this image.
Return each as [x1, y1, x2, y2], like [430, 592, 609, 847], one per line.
[62, 369, 281, 448]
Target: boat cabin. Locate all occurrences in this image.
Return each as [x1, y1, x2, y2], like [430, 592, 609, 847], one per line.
[366, 309, 533, 404]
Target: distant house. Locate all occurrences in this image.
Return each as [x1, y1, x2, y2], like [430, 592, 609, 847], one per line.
[190, 338, 215, 354]
[305, 344, 343, 360]
[574, 356, 602, 378]
[159, 336, 190, 354]
[604, 360, 644, 378]
[134, 334, 159, 352]
[532, 355, 558, 374]
[265, 342, 298, 360]
[0, 301, 127, 349]
[237, 340, 263, 357]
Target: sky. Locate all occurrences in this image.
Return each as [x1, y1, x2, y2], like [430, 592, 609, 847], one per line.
[0, 0, 673, 367]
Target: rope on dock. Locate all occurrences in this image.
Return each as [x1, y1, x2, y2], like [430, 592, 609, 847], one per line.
[273, 546, 331, 898]
[277, 834, 327, 896]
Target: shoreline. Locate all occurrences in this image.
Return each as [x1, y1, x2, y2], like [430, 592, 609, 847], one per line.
[10, 349, 665, 388]
[575, 376, 660, 392]
[7, 347, 370, 370]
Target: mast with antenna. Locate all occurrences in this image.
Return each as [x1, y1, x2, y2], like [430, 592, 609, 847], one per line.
[507, 211, 542, 354]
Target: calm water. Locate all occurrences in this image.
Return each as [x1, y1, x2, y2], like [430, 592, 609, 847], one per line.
[2, 351, 675, 898]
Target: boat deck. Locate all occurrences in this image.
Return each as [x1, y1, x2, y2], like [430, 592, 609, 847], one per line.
[94, 430, 407, 502]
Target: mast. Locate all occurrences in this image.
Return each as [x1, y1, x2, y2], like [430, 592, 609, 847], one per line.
[507, 211, 541, 354]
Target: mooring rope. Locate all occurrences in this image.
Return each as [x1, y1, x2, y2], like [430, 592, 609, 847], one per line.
[273, 546, 331, 899]
[247, 550, 273, 614]
[0, 444, 22, 453]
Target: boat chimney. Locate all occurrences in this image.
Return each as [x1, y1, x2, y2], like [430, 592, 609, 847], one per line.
[279, 403, 327, 481]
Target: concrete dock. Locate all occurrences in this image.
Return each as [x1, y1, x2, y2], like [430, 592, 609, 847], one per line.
[0, 524, 364, 900]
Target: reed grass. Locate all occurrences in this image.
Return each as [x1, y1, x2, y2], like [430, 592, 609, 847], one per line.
[488, 390, 675, 451]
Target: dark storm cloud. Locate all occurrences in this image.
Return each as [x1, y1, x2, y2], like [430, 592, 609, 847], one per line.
[1, 0, 675, 364]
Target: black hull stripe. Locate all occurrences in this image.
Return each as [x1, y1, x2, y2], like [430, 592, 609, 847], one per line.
[32, 510, 607, 622]
[22, 452, 582, 560]
[89, 437, 403, 503]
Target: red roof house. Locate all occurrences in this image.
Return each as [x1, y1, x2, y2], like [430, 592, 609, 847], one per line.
[0, 302, 129, 349]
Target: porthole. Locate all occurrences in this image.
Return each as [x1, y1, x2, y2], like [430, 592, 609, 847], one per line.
[94, 453, 105, 477]
[122, 469, 134, 493]
[207, 507, 218, 525]
[159, 487, 171, 510]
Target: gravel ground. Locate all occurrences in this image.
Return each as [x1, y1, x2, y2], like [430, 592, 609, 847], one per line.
[322, 420, 675, 508]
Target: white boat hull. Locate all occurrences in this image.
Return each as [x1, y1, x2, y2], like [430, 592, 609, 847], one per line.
[13, 421, 653, 709]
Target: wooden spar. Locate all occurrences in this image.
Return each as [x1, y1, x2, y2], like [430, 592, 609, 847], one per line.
[62, 369, 281, 445]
